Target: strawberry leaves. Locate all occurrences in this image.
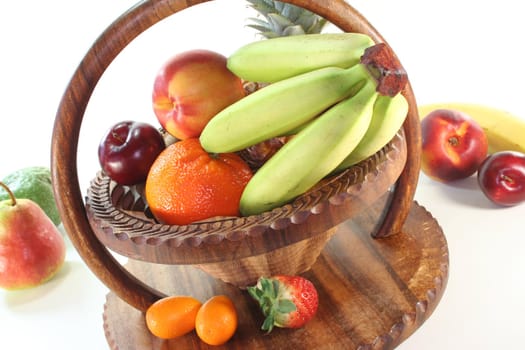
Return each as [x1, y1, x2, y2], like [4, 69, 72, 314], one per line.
[247, 275, 318, 333]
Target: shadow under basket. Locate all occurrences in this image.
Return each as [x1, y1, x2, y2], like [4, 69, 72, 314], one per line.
[86, 131, 407, 288]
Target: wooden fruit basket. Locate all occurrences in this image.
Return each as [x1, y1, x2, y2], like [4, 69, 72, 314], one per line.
[50, 0, 448, 349]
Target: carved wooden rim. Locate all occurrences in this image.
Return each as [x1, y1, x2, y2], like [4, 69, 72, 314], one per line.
[51, 0, 421, 311]
[85, 130, 406, 264]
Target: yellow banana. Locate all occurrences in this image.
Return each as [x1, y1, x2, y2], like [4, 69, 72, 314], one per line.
[227, 33, 375, 83]
[334, 92, 409, 172]
[418, 102, 525, 154]
[240, 79, 378, 216]
[200, 63, 371, 153]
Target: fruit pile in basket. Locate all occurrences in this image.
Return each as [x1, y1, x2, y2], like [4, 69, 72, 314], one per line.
[97, 0, 409, 227]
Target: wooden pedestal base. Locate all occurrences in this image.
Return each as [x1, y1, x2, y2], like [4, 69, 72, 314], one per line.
[103, 200, 448, 349]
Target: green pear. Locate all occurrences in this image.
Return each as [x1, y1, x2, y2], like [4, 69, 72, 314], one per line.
[0, 166, 61, 226]
[0, 181, 66, 290]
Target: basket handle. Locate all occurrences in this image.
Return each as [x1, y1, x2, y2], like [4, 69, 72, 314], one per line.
[51, 0, 420, 312]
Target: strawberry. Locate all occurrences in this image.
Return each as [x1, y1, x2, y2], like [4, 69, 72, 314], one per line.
[247, 275, 318, 333]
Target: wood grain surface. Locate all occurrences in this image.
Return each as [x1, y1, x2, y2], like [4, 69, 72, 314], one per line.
[103, 199, 448, 350]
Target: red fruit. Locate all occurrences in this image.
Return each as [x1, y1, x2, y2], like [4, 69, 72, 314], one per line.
[247, 275, 318, 333]
[477, 151, 525, 206]
[152, 49, 245, 140]
[98, 120, 166, 185]
[421, 109, 488, 182]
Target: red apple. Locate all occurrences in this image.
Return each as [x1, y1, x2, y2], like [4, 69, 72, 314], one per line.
[0, 182, 66, 290]
[98, 120, 166, 185]
[477, 151, 525, 206]
[421, 109, 488, 182]
[152, 49, 245, 140]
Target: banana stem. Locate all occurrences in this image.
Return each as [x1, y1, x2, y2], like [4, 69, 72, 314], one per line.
[0, 181, 16, 206]
[360, 43, 408, 97]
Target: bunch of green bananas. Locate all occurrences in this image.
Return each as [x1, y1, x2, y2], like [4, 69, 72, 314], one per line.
[200, 33, 409, 216]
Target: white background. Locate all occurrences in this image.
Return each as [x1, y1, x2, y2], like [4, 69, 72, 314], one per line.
[1, 0, 524, 349]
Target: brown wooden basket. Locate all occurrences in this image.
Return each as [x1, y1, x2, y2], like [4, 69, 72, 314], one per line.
[85, 129, 406, 288]
[51, 0, 421, 313]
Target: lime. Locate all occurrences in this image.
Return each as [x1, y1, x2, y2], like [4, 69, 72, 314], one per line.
[0, 166, 61, 226]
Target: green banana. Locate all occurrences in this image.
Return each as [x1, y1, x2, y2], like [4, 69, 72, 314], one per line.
[227, 33, 375, 83]
[200, 63, 371, 153]
[240, 79, 378, 216]
[334, 92, 409, 172]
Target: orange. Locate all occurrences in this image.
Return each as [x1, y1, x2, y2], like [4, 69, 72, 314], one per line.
[195, 295, 238, 346]
[145, 296, 202, 339]
[145, 138, 253, 225]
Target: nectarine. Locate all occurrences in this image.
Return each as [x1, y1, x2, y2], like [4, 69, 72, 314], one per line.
[152, 49, 245, 140]
[421, 109, 488, 182]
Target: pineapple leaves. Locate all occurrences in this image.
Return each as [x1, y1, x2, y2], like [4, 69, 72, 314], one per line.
[307, 19, 328, 35]
[267, 13, 294, 30]
[282, 25, 306, 36]
[246, 0, 276, 14]
[246, 0, 328, 38]
[296, 11, 327, 34]
[246, 18, 279, 38]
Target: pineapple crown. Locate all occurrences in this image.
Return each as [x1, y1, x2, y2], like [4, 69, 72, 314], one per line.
[246, 0, 328, 38]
